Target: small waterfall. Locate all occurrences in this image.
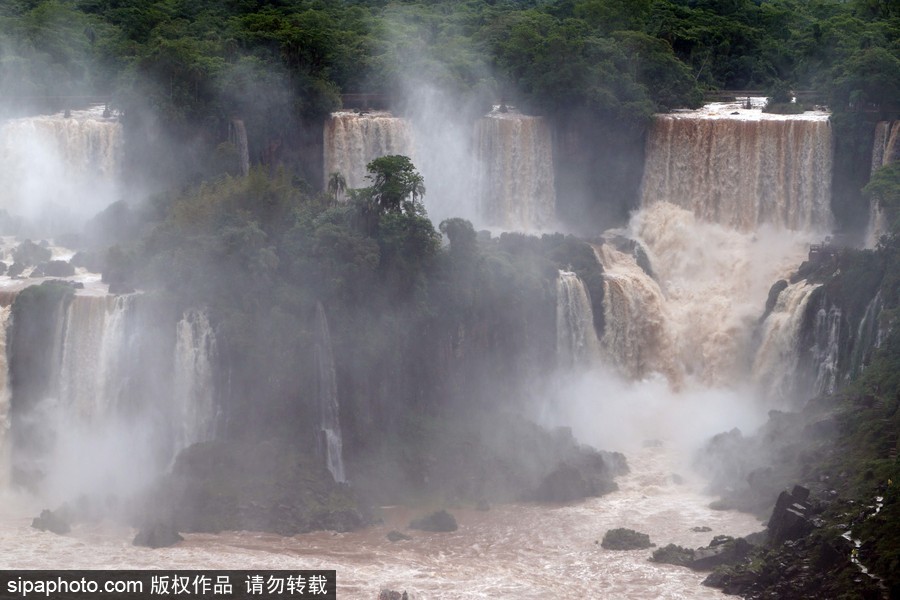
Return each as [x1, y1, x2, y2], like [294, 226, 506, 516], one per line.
[0, 301, 13, 490]
[229, 118, 250, 176]
[173, 309, 218, 455]
[641, 106, 833, 231]
[0, 106, 122, 222]
[556, 270, 601, 368]
[593, 244, 678, 382]
[810, 300, 842, 395]
[752, 281, 821, 404]
[865, 121, 900, 247]
[315, 302, 345, 483]
[848, 291, 884, 380]
[323, 111, 415, 190]
[474, 108, 556, 231]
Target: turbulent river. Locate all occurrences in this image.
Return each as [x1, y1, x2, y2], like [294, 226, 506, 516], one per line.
[0, 446, 762, 599]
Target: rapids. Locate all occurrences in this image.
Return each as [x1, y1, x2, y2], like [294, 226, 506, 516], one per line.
[0, 446, 763, 599]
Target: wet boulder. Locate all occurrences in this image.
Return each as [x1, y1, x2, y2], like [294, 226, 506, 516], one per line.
[409, 510, 457, 532]
[601, 528, 653, 550]
[33, 261, 75, 278]
[31, 508, 71, 535]
[768, 485, 814, 544]
[13, 239, 52, 266]
[133, 521, 184, 548]
[533, 463, 589, 503]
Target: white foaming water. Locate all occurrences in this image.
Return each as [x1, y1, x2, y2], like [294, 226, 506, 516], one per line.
[474, 108, 556, 231]
[866, 120, 900, 247]
[599, 203, 815, 389]
[0, 445, 762, 599]
[594, 244, 677, 383]
[0, 105, 122, 228]
[315, 302, 345, 484]
[810, 301, 842, 396]
[0, 302, 12, 491]
[556, 270, 601, 368]
[641, 102, 832, 232]
[173, 309, 218, 455]
[229, 119, 250, 176]
[752, 281, 820, 403]
[323, 111, 415, 190]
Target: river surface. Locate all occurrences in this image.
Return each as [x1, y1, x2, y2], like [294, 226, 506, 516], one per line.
[0, 446, 763, 599]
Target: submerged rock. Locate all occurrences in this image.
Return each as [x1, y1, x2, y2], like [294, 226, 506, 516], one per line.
[386, 530, 411, 542]
[534, 463, 589, 503]
[409, 510, 458, 532]
[133, 521, 183, 548]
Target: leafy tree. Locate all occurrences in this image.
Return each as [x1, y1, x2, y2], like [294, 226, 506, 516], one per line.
[364, 155, 426, 216]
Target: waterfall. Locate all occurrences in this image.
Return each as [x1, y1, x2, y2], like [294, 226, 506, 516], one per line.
[640, 105, 833, 232]
[0, 300, 13, 491]
[315, 302, 345, 483]
[229, 118, 250, 176]
[474, 108, 556, 231]
[173, 309, 218, 455]
[752, 281, 821, 404]
[556, 271, 601, 368]
[0, 105, 122, 224]
[593, 244, 678, 382]
[810, 300, 842, 396]
[58, 295, 133, 420]
[323, 111, 415, 190]
[849, 291, 884, 379]
[866, 121, 900, 247]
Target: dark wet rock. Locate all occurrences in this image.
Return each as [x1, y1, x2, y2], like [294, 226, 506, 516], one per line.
[386, 530, 412, 542]
[409, 510, 457, 532]
[768, 485, 814, 544]
[133, 521, 183, 548]
[70, 251, 102, 272]
[690, 537, 752, 570]
[762, 279, 789, 321]
[691, 526, 713, 532]
[601, 528, 653, 550]
[671, 473, 684, 485]
[142, 440, 368, 537]
[33, 261, 75, 278]
[8, 262, 25, 277]
[651, 544, 695, 567]
[0, 262, 6, 275]
[31, 508, 71, 535]
[533, 463, 589, 503]
[14, 239, 52, 266]
[378, 591, 411, 600]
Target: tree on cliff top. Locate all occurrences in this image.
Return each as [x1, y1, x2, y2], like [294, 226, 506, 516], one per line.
[365, 155, 425, 216]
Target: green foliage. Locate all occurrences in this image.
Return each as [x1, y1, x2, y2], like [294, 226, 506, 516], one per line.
[864, 163, 900, 230]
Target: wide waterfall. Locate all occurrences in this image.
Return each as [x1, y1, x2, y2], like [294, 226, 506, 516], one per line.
[556, 271, 601, 368]
[315, 302, 345, 484]
[0, 105, 122, 226]
[474, 108, 556, 231]
[3, 292, 223, 501]
[641, 103, 833, 232]
[173, 308, 218, 455]
[323, 111, 415, 190]
[866, 120, 900, 247]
